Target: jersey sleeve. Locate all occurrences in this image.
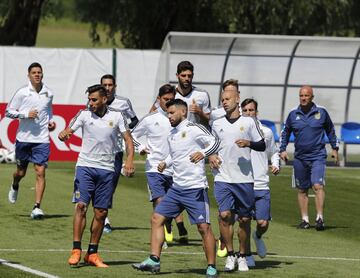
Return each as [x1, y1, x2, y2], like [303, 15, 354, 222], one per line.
[131, 116, 149, 152]
[193, 124, 220, 157]
[249, 117, 264, 142]
[69, 110, 86, 131]
[6, 91, 28, 119]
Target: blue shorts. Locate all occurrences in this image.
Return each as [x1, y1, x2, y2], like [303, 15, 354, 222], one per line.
[146, 172, 173, 202]
[293, 158, 326, 189]
[15, 140, 50, 168]
[155, 187, 211, 224]
[214, 181, 255, 218]
[253, 190, 271, 221]
[108, 152, 123, 208]
[73, 166, 114, 209]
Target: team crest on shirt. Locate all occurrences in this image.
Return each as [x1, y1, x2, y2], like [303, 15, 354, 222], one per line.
[239, 126, 244, 132]
[315, 112, 321, 120]
[109, 120, 114, 127]
[181, 131, 187, 138]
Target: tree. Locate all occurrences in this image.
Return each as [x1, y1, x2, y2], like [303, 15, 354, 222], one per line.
[75, 0, 359, 49]
[0, 0, 46, 46]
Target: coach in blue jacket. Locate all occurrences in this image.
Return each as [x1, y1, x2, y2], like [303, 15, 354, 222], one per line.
[279, 85, 339, 231]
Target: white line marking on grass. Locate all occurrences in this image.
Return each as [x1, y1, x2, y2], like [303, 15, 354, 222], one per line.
[1, 248, 359, 262]
[0, 258, 59, 278]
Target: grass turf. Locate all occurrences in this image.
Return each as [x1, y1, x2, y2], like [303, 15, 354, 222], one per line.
[0, 162, 359, 277]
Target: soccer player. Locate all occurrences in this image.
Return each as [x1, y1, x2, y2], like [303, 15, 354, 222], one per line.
[131, 84, 188, 243]
[280, 85, 339, 231]
[132, 99, 220, 278]
[209, 79, 265, 272]
[241, 98, 280, 266]
[6, 62, 55, 219]
[100, 74, 139, 233]
[59, 84, 135, 267]
[150, 61, 211, 126]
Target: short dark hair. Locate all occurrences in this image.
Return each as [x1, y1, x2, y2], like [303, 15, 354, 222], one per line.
[222, 79, 239, 91]
[166, 98, 188, 110]
[86, 84, 107, 97]
[241, 98, 258, 110]
[28, 62, 42, 73]
[177, 61, 194, 74]
[100, 74, 116, 85]
[159, 84, 176, 97]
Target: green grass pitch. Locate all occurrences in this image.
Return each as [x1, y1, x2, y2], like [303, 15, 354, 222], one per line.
[0, 161, 359, 277]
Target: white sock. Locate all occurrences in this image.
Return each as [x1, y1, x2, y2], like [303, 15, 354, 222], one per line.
[316, 214, 323, 221]
[105, 217, 110, 225]
[302, 216, 309, 223]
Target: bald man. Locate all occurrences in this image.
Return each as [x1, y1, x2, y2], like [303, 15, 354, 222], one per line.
[280, 86, 339, 231]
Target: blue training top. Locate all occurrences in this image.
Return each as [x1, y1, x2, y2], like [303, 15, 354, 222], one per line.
[280, 103, 339, 161]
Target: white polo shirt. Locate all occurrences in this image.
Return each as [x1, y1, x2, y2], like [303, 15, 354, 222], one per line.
[131, 108, 173, 176]
[251, 124, 280, 190]
[6, 81, 54, 143]
[70, 108, 128, 171]
[211, 115, 264, 183]
[175, 86, 211, 124]
[165, 119, 220, 190]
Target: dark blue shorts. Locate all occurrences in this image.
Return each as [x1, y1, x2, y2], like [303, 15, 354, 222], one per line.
[214, 181, 255, 218]
[73, 166, 114, 209]
[146, 172, 173, 202]
[253, 190, 271, 221]
[155, 187, 211, 224]
[293, 158, 326, 189]
[15, 140, 50, 168]
[108, 152, 123, 208]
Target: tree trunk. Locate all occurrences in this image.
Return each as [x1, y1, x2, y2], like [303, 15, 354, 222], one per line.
[0, 0, 45, 46]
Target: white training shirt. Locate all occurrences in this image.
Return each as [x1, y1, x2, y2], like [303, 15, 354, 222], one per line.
[6, 81, 54, 143]
[251, 123, 280, 190]
[107, 95, 137, 151]
[175, 86, 211, 124]
[131, 108, 173, 176]
[69, 108, 128, 171]
[211, 115, 264, 183]
[164, 119, 220, 190]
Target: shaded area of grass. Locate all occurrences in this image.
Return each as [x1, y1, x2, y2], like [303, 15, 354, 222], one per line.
[36, 18, 123, 48]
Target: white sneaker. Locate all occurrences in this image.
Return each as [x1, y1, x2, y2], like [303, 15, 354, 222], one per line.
[246, 255, 256, 267]
[224, 255, 237, 272]
[8, 186, 18, 204]
[30, 208, 45, 219]
[252, 231, 267, 258]
[237, 256, 249, 272]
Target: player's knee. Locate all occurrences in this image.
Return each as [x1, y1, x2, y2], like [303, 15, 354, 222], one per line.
[219, 211, 232, 223]
[312, 184, 323, 192]
[197, 223, 210, 236]
[94, 208, 108, 220]
[238, 217, 251, 225]
[75, 202, 87, 215]
[257, 220, 268, 228]
[151, 213, 163, 226]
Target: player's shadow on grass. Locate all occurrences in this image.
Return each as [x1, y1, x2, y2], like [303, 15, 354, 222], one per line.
[251, 260, 284, 269]
[18, 214, 71, 219]
[111, 226, 150, 231]
[175, 267, 207, 275]
[290, 224, 349, 230]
